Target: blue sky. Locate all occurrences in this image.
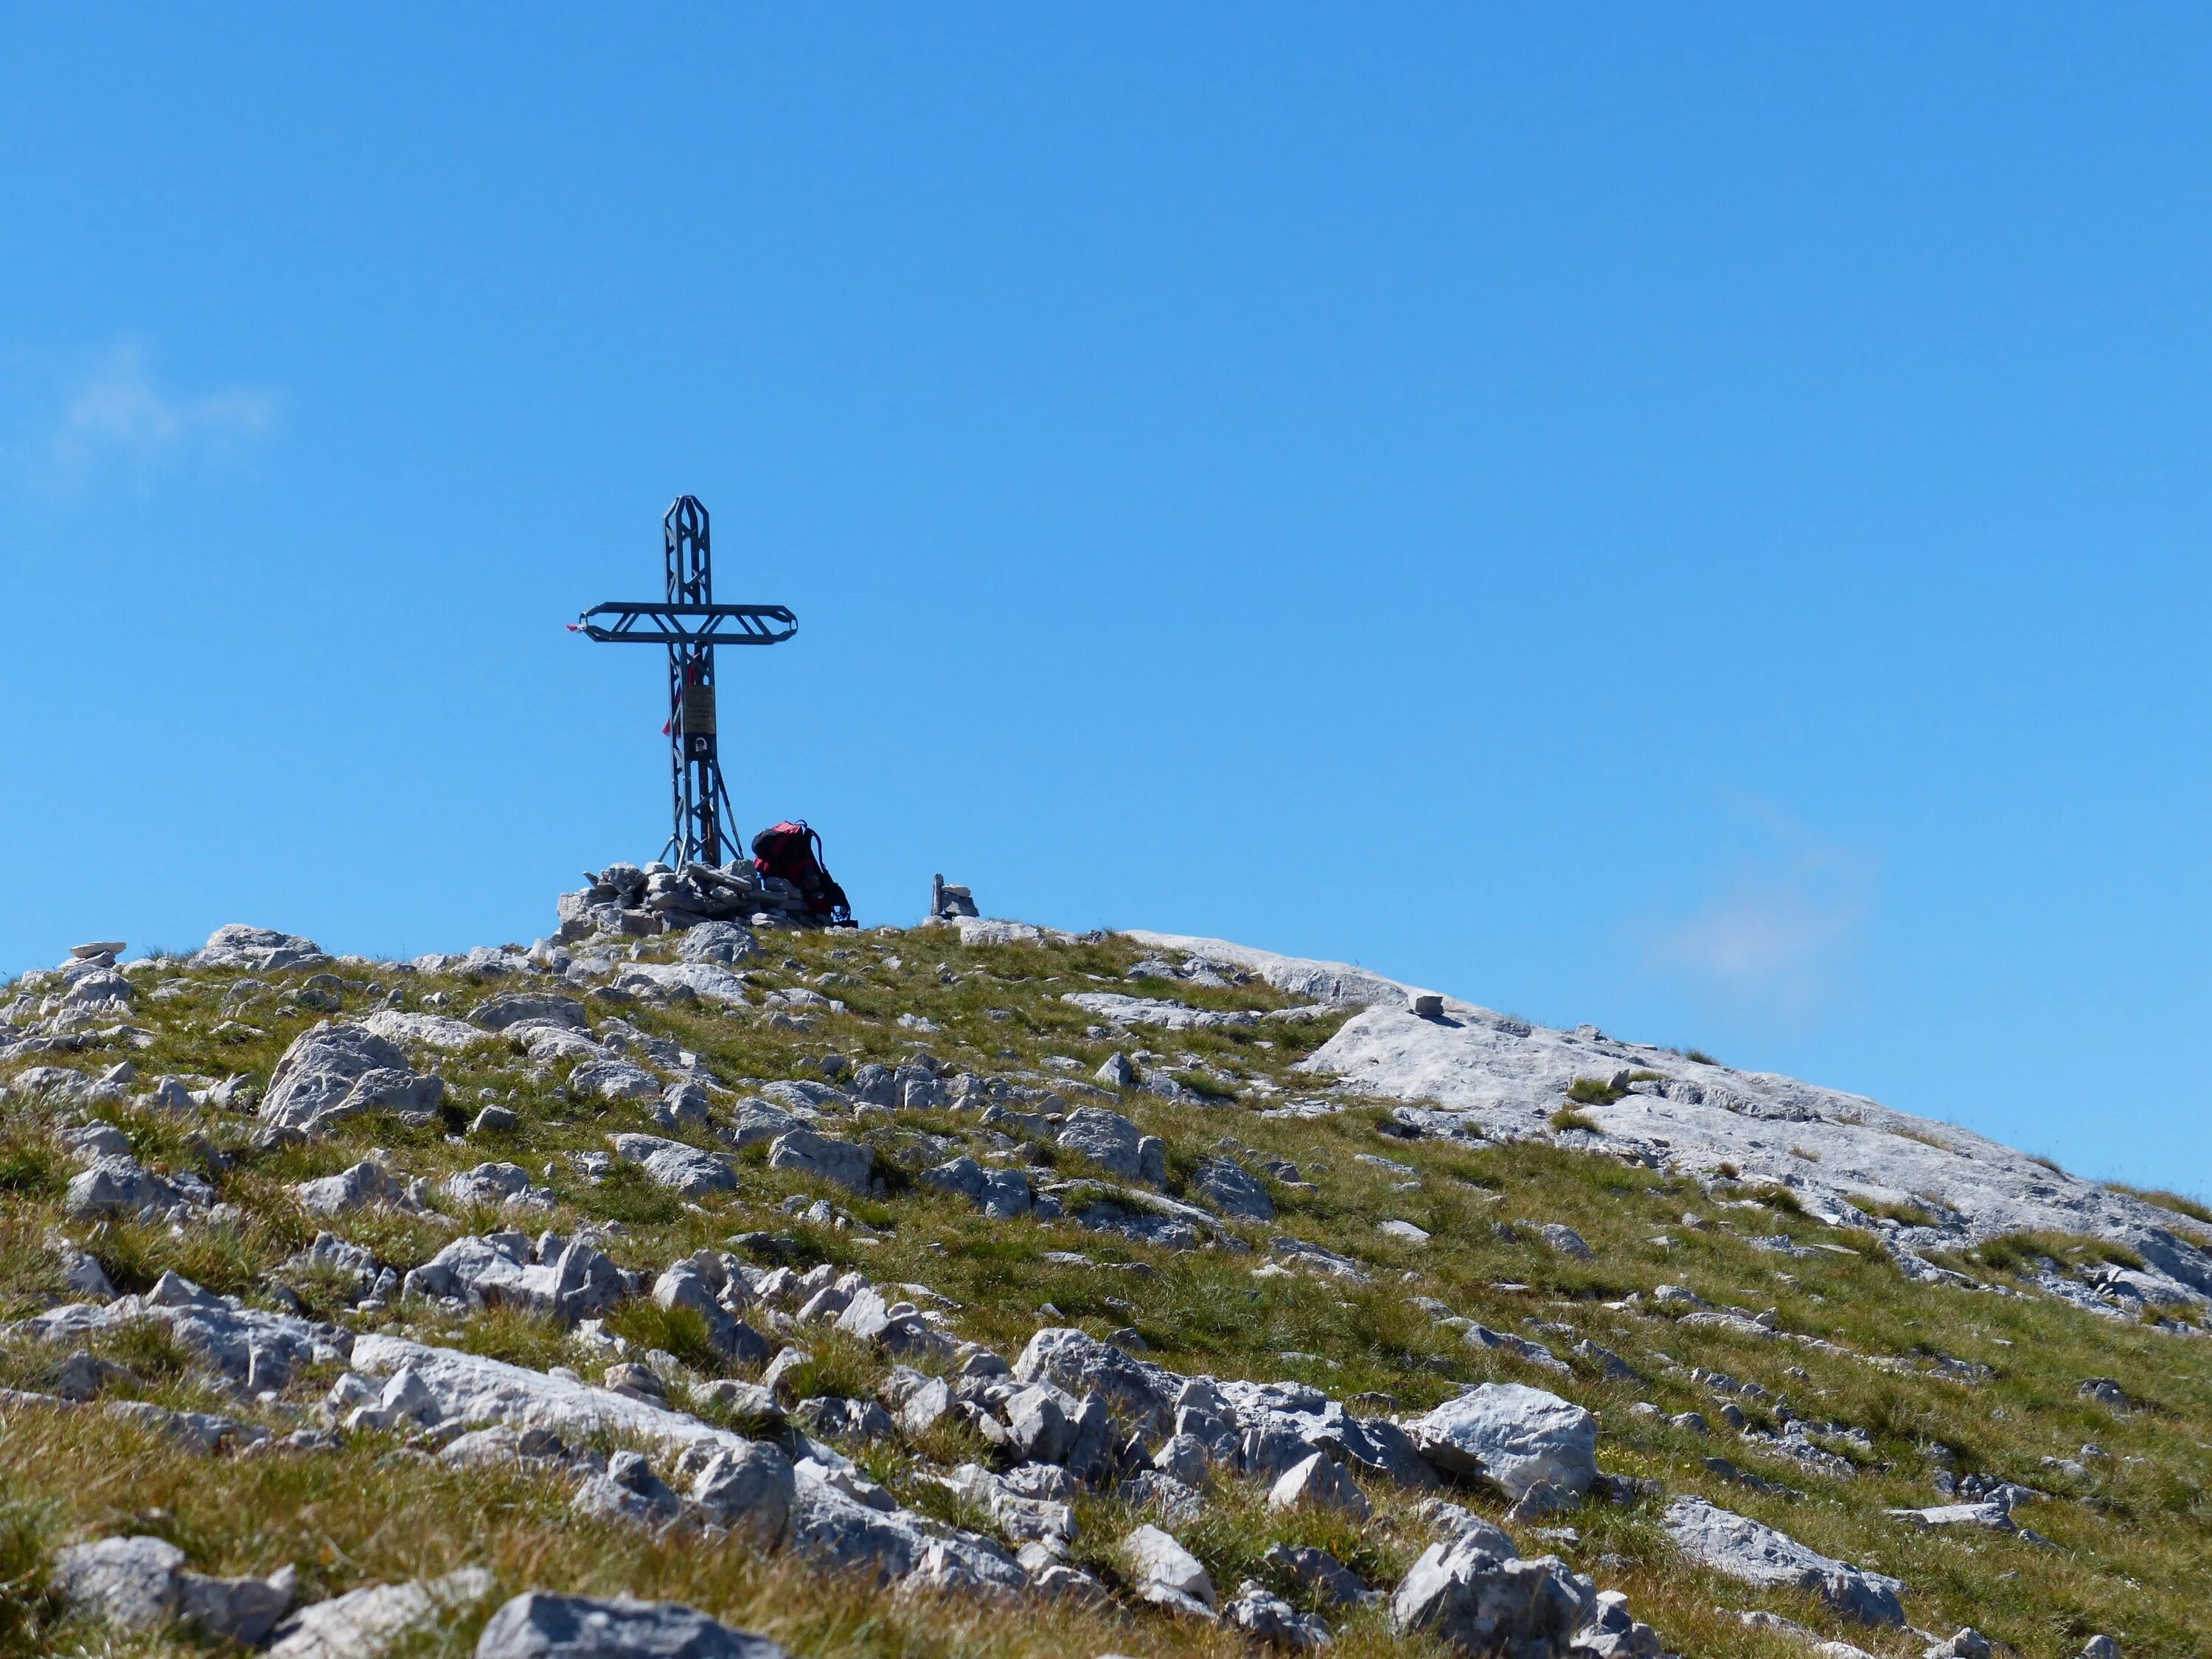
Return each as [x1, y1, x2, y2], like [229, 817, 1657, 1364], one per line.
[2, 7, 2205, 1194]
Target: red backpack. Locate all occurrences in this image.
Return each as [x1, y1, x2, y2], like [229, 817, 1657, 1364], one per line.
[751, 821, 855, 926]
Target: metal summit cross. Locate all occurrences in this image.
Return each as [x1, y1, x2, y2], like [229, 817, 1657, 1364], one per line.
[572, 495, 797, 867]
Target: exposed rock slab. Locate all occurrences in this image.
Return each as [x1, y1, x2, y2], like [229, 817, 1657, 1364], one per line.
[191, 925, 328, 972]
[55, 1534, 186, 1628]
[766, 1129, 873, 1192]
[1126, 932, 2212, 1300]
[265, 1567, 493, 1658]
[476, 1593, 788, 1658]
[1664, 1495, 1906, 1626]
[351, 1335, 764, 1458]
[11, 1277, 349, 1384]
[262, 1023, 443, 1133]
[610, 1134, 737, 1196]
[361, 1010, 495, 1051]
[1060, 992, 1256, 1032]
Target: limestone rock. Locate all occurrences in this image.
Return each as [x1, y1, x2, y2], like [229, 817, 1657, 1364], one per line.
[653, 1264, 768, 1363]
[178, 1564, 298, 1646]
[766, 1129, 874, 1193]
[1540, 1223, 1593, 1260]
[835, 1287, 951, 1357]
[362, 1009, 493, 1051]
[192, 925, 327, 972]
[573, 1058, 662, 1102]
[1571, 1589, 1663, 1659]
[401, 1233, 626, 1324]
[475, 1592, 788, 1658]
[1153, 1432, 1212, 1485]
[1014, 1327, 1176, 1434]
[678, 921, 760, 964]
[1407, 1383, 1598, 1498]
[262, 1023, 442, 1133]
[573, 1448, 684, 1526]
[54, 1352, 135, 1400]
[1176, 925, 2212, 1298]
[656, 1079, 712, 1132]
[1056, 1107, 1167, 1184]
[1225, 1579, 1330, 1648]
[1268, 1450, 1370, 1518]
[444, 1162, 554, 1210]
[294, 1158, 408, 1216]
[609, 1134, 737, 1196]
[264, 1567, 493, 1658]
[1663, 1495, 1906, 1626]
[787, 1461, 1023, 1591]
[472, 992, 589, 1032]
[66, 1155, 191, 1221]
[689, 1441, 796, 1544]
[11, 1276, 349, 1385]
[60, 1121, 133, 1163]
[54, 1534, 186, 1628]
[1122, 1523, 1216, 1617]
[1194, 1157, 1274, 1220]
[1391, 1536, 1595, 1659]
[794, 1394, 897, 1442]
[1061, 992, 1257, 1032]
[725, 1098, 803, 1149]
[919, 1155, 1031, 1217]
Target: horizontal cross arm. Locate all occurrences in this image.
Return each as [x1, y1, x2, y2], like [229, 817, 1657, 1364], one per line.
[574, 601, 799, 645]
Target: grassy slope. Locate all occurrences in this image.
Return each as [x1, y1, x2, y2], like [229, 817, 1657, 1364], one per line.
[0, 927, 2205, 1658]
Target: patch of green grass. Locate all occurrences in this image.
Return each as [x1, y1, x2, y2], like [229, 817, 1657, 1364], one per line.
[1888, 1124, 1953, 1152]
[0, 1481, 56, 1657]
[2109, 1184, 2212, 1228]
[769, 1329, 883, 1405]
[589, 1161, 685, 1228]
[1848, 1194, 1941, 1228]
[94, 1316, 195, 1382]
[453, 1306, 574, 1372]
[1684, 1048, 1719, 1065]
[1745, 1184, 1804, 1215]
[1972, 1230, 2145, 1277]
[603, 1300, 726, 1377]
[0, 1130, 62, 1199]
[1551, 1106, 1601, 1133]
[1566, 1076, 1624, 1106]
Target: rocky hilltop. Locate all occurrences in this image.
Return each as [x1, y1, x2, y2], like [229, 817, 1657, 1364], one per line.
[0, 869, 2204, 1659]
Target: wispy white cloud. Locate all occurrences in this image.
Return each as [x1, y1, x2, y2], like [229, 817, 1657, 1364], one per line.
[29, 342, 282, 488]
[1640, 810, 1873, 1024]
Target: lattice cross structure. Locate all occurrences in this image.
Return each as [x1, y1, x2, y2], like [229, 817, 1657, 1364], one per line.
[573, 496, 797, 867]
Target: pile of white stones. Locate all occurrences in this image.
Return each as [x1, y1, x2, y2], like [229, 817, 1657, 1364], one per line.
[556, 860, 824, 943]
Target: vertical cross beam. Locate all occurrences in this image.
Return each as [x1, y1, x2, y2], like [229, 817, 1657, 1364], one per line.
[662, 497, 736, 866]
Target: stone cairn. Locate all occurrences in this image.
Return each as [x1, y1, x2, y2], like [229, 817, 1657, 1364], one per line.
[929, 874, 979, 921]
[555, 861, 823, 942]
